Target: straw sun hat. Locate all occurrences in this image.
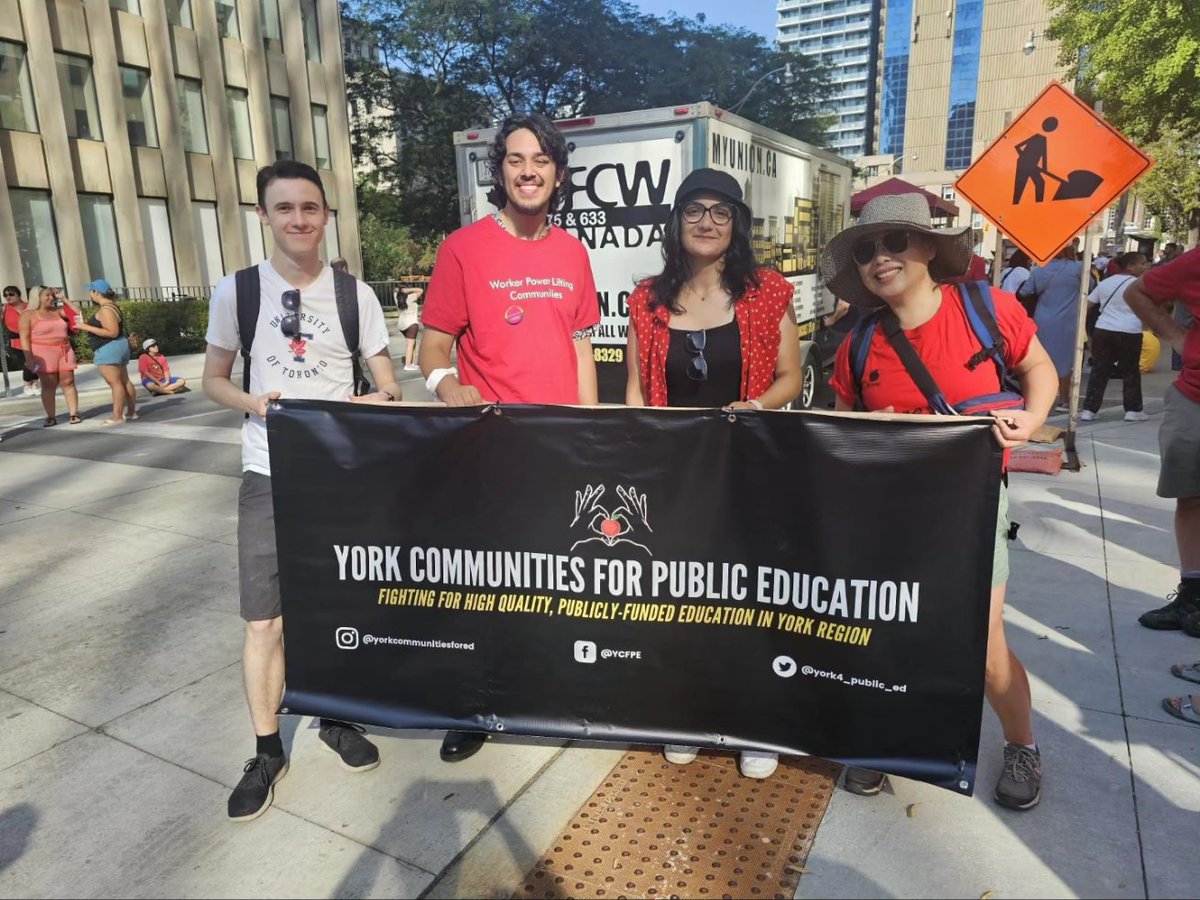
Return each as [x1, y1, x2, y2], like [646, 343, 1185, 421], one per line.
[819, 193, 973, 307]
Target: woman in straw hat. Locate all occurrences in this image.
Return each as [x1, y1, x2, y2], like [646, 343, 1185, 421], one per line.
[820, 193, 1058, 811]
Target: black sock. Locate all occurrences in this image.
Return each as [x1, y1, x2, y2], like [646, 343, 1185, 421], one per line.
[256, 731, 284, 759]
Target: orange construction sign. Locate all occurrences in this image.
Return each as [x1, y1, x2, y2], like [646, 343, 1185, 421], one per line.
[954, 82, 1153, 264]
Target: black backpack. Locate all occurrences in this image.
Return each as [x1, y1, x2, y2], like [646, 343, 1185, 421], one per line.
[234, 265, 372, 408]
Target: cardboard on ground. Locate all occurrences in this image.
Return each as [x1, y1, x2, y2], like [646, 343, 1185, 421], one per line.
[954, 82, 1152, 264]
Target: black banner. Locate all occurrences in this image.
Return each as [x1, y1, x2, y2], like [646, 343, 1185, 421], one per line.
[269, 401, 1003, 795]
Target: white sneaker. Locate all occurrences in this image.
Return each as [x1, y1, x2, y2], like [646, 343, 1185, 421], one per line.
[663, 744, 698, 765]
[403, 363, 419, 371]
[738, 751, 779, 779]
[1079, 409, 1096, 421]
[24, 384, 38, 395]
[1124, 410, 1148, 422]
[1053, 402, 1070, 413]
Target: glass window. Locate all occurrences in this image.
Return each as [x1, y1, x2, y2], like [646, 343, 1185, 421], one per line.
[242, 205, 266, 263]
[312, 104, 331, 169]
[109, 0, 141, 12]
[878, 0, 913, 157]
[215, 0, 239, 40]
[271, 96, 293, 160]
[0, 41, 38, 133]
[175, 77, 209, 154]
[120, 66, 158, 147]
[138, 198, 178, 288]
[165, 0, 193, 28]
[226, 87, 254, 160]
[261, 0, 284, 53]
[78, 195, 124, 287]
[55, 53, 102, 141]
[301, 0, 322, 62]
[943, 0, 984, 170]
[193, 201, 223, 286]
[10, 189, 64, 288]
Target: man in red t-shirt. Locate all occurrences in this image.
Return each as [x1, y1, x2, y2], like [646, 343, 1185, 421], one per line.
[418, 112, 600, 763]
[420, 113, 600, 408]
[1124, 248, 1200, 660]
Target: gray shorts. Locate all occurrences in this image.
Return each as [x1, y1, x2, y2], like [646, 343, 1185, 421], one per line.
[237, 471, 281, 621]
[1158, 384, 1200, 499]
[993, 481, 1009, 589]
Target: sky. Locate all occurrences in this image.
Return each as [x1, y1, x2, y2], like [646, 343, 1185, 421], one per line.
[632, 0, 777, 40]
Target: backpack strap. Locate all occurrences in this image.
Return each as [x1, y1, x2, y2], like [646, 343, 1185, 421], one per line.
[958, 280, 1020, 392]
[878, 311, 957, 415]
[847, 309, 881, 412]
[234, 265, 261, 400]
[332, 267, 369, 394]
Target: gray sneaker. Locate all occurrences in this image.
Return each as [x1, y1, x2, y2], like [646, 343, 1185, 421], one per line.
[994, 743, 1041, 810]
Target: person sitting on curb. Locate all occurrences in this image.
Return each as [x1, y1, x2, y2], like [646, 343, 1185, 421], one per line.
[138, 339, 188, 396]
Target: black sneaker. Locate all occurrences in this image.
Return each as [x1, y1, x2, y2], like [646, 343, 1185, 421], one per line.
[228, 753, 288, 822]
[1139, 583, 1200, 630]
[994, 743, 1041, 810]
[1181, 609, 1200, 638]
[843, 766, 887, 795]
[318, 721, 380, 772]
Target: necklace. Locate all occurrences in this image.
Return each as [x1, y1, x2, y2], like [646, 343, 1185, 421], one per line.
[492, 212, 550, 241]
[685, 280, 724, 303]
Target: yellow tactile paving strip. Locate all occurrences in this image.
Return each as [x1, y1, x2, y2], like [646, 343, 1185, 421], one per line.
[515, 749, 842, 900]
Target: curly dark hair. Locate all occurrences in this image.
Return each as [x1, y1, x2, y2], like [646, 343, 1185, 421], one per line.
[485, 113, 570, 212]
[645, 200, 762, 314]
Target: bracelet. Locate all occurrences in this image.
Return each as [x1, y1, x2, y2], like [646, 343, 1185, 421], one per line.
[425, 366, 457, 395]
[382, 390, 396, 402]
[748, 398, 764, 411]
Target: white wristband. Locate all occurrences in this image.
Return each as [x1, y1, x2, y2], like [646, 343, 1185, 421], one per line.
[425, 366, 458, 396]
[748, 398, 764, 411]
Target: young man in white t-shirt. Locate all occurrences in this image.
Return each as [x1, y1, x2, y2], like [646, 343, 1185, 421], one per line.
[203, 161, 403, 822]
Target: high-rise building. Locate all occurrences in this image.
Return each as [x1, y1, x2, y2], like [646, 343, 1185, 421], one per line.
[0, 0, 362, 297]
[777, 0, 882, 159]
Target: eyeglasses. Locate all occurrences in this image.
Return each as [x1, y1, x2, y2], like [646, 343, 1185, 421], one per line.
[280, 289, 301, 338]
[681, 201, 734, 226]
[851, 231, 911, 265]
[685, 329, 708, 381]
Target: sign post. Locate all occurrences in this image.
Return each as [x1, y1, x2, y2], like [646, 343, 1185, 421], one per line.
[954, 83, 1153, 468]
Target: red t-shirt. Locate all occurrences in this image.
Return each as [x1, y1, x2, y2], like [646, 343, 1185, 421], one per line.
[1142, 247, 1200, 403]
[138, 352, 170, 382]
[3, 302, 24, 349]
[831, 284, 1037, 415]
[422, 217, 600, 404]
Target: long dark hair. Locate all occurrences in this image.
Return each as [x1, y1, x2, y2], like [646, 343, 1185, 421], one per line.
[485, 113, 570, 213]
[1005, 249, 1031, 271]
[646, 201, 761, 314]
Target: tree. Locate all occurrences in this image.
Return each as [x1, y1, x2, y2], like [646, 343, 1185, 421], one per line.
[1136, 126, 1200, 244]
[342, 0, 834, 239]
[1045, 0, 1200, 143]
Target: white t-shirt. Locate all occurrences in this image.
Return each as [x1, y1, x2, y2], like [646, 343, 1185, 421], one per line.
[1088, 274, 1142, 335]
[206, 260, 389, 475]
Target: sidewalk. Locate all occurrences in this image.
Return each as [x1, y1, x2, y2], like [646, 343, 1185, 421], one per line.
[0, 358, 1196, 898]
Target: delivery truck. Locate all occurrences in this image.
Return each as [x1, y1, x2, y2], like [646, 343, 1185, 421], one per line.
[452, 102, 853, 405]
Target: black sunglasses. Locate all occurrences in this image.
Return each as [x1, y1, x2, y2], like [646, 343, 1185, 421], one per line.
[681, 201, 734, 226]
[685, 329, 708, 381]
[851, 231, 910, 266]
[280, 289, 301, 338]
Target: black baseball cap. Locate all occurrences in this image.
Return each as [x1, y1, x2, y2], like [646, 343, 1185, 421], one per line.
[674, 168, 750, 214]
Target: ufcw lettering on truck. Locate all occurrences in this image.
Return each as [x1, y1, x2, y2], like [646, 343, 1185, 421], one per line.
[560, 160, 671, 211]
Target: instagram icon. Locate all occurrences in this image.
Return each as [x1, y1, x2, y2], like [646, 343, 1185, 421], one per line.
[335, 627, 360, 650]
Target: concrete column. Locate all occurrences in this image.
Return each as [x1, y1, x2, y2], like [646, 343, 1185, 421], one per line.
[17, 0, 88, 294]
[194, 0, 247, 270]
[0, 173, 23, 291]
[280, 0, 316, 165]
[237, 0, 276, 169]
[142, 0, 201, 286]
[320, 0, 361, 275]
[81, 0, 150, 286]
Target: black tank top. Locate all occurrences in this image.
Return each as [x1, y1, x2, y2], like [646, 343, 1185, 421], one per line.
[665, 319, 742, 407]
[86, 303, 124, 351]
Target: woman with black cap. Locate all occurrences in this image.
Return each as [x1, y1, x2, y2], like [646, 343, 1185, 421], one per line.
[820, 193, 1057, 810]
[626, 168, 802, 779]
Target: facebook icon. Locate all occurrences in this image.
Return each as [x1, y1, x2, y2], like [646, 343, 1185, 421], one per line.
[573, 640, 597, 663]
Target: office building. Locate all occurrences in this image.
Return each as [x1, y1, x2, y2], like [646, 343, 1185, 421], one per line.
[777, 0, 881, 159]
[0, 0, 361, 298]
